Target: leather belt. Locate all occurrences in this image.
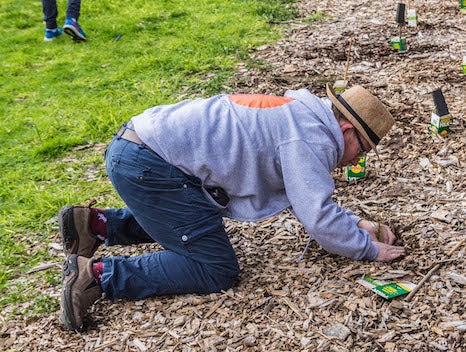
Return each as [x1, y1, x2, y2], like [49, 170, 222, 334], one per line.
[116, 125, 155, 153]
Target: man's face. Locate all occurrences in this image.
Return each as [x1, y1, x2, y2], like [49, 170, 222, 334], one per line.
[338, 125, 371, 167]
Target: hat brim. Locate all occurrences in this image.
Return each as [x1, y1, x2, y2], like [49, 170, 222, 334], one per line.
[326, 83, 378, 155]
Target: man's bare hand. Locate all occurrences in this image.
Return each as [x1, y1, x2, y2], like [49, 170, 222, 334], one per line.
[358, 220, 396, 244]
[358, 220, 406, 262]
[375, 242, 406, 262]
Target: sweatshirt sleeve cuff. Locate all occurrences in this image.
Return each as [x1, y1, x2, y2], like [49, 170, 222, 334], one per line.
[349, 214, 362, 225]
[365, 241, 379, 261]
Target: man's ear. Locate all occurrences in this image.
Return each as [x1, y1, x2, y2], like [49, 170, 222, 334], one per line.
[340, 123, 354, 134]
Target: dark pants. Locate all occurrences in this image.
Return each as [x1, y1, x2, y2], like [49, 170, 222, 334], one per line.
[41, 0, 81, 29]
[100, 127, 240, 300]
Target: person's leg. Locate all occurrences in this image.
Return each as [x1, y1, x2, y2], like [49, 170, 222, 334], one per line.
[63, 0, 86, 41]
[41, 0, 63, 41]
[100, 130, 239, 300]
[61, 127, 239, 330]
[65, 0, 81, 21]
[41, 0, 58, 29]
[105, 208, 155, 246]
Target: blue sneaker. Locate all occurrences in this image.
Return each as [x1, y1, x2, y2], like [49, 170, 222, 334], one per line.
[63, 18, 86, 41]
[44, 28, 63, 41]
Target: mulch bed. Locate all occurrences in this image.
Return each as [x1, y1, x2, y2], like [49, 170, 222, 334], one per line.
[1, 1, 465, 351]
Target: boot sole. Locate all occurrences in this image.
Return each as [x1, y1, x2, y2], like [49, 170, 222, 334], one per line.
[63, 27, 86, 41]
[58, 206, 78, 256]
[60, 255, 81, 330]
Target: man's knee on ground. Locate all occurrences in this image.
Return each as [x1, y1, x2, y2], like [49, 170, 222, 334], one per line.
[203, 260, 240, 292]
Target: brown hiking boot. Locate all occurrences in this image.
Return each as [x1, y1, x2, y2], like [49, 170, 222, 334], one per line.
[58, 201, 103, 257]
[60, 254, 102, 331]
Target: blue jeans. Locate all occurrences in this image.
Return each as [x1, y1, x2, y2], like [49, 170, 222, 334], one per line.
[41, 0, 81, 29]
[101, 126, 240, 300]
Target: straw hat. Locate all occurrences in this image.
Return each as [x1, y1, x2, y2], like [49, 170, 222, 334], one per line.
[326, 83, 395, 153]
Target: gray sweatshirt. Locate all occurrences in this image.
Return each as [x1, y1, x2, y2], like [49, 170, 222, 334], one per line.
[132, 89, 378, 261]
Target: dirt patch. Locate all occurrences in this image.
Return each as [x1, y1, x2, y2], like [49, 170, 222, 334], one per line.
[1, 1, 465, 351]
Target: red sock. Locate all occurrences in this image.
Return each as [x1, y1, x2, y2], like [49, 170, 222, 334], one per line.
[90, 208, 107, 241]
[92, 261, 103, 286]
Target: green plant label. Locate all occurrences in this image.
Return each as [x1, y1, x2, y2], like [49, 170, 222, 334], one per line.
[430, 112, 450, 135]
[390, 37, 407, 52]
[357, 278, 416, 300]
[333, 80, 346, 97]
[345, 156, 366, 180]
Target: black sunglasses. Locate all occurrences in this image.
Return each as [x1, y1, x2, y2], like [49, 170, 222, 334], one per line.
[354, 129, 367, 158]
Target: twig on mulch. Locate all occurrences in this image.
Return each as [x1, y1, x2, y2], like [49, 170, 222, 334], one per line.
[405, 238, 466, 302]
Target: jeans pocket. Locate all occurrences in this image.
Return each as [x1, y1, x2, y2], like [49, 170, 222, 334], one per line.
[204, 187, 230, 208]
[175, 214, 225, 247]
[138, 174, 187, 190]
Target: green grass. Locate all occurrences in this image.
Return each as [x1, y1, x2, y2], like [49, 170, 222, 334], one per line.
[0, 0, 300, 318]
[305, 10, 330, 23]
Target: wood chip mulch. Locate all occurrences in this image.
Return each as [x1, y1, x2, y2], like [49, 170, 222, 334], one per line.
[1, 1, 465, 351]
